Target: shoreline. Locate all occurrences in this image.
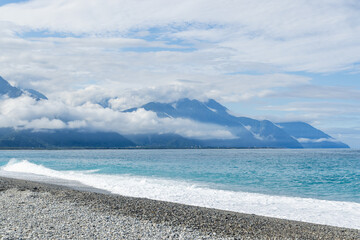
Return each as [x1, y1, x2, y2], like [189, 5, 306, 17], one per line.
[0, 147, 288, 150]
[1, 176, 359, 239]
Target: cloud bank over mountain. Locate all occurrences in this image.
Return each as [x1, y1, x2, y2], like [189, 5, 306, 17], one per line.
[0, 96, 236, 140]
[0, 76, 348, 149]
[0, 77, 235, 140]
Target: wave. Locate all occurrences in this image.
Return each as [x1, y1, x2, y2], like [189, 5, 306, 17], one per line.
[1, 159, 360, 229]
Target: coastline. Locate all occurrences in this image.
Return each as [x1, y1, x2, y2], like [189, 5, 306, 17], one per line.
[1, 176, 359, 239]
[0, 147, 288, 150]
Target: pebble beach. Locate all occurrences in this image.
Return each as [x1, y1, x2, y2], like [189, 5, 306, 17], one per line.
[0, 177, 359, 240]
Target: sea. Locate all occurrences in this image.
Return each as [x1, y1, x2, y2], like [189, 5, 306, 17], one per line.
[0, 149, 359, 229]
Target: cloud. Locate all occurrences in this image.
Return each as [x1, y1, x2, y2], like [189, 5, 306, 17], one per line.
[0, 95, 236, 140]
[1, 0, 359, 73]
[296, 138, 339, 143]
[25, 117, 67, 130]
[52, 72, 309, 110]
[0, 0, 357, 94]
[267, 84, 360, 100]
[0, 0, 359, 146]
[262, 101, 360, 117]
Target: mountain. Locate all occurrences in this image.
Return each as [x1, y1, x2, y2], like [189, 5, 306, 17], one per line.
[0, 76, 47, 100]
[125, 98, 302, 148]
[125, 98, 349, 149]
[0, 76, 23, 98]
[23, 89, 48, 100]
[276, 122, 349, 148]
[0, 83, 349, 149]
[0, 128, 135, 148]
[125, 133, 201, 148]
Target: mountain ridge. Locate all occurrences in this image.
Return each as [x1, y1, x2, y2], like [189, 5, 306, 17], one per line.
[0, 75, 349, 148]
[125, 98, 349, 149]
[0, 76, 47, 100]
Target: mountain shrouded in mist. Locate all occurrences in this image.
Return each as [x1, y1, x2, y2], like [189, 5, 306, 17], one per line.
[0, 76, 349, 149]
[0, 76, 47, 100]
[125, 98, 348, 148]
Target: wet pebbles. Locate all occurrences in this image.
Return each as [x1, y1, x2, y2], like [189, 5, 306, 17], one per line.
[0, 177, 359, 239]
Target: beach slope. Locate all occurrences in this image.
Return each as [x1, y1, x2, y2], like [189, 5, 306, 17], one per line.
[0, 177, 359, 239]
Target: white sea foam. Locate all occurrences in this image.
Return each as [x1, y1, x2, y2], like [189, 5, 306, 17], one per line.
[1, 159, 360, 229]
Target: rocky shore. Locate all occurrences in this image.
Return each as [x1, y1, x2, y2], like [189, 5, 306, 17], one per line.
[0, 177, 359, 239]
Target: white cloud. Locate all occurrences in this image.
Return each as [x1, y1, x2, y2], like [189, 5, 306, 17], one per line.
[0, 0, 360, 77]
[0, 95, 236, 140]
[25, 117, 66, 130]
[262, 101, 360, 117]
[0, 0, 357, 95]
[296, 138, 338, 143]
[267, 85, 360, 100]
[0, 0, 359, 146]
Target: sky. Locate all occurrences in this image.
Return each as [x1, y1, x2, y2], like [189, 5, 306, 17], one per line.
[0, 0, 359, 147]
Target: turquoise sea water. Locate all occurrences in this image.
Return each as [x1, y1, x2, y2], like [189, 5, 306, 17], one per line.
[0, 149, 359, 229]
[0, 149, 359, 202]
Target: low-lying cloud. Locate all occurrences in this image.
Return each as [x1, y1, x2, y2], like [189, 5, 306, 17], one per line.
[0, 95, 236, 140]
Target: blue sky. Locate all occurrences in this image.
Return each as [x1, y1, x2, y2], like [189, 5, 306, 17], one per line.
[0, 0, 27, 6]
[0, 0, 359, 147]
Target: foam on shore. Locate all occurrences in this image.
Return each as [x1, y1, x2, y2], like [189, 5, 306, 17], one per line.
[1, 176, 360, 239]
[2, 159, 360, 230]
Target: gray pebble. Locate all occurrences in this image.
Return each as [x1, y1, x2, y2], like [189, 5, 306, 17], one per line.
[0, 177, 359, 240]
